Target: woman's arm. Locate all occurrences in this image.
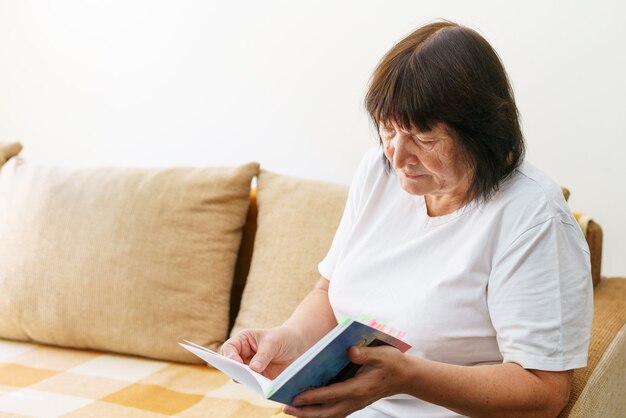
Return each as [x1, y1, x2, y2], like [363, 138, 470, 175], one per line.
[282, 277, 337, 348]
[286, 345, 572, 418]
[400, 353, 572, 417]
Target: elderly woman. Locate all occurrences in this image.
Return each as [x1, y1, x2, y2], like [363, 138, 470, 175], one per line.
[222, 21, 593, 418]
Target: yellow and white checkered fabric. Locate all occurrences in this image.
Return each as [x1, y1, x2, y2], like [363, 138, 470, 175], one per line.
[0, 339, 284, 418]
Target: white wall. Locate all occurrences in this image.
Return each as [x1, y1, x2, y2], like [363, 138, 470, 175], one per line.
[1, 0, 624, 276]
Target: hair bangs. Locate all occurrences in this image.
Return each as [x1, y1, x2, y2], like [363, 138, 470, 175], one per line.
[366, 44, 441, 134]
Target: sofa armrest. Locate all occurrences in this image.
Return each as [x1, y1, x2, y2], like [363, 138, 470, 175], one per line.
[560, 278, 626, 417]
[586, 221, 603, 287]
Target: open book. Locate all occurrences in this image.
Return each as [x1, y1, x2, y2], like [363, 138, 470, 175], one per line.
[179, 317, 411, 405]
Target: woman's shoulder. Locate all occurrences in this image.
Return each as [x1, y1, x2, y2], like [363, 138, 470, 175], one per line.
[485, 161, 589, 263]
[492, 161, 571, 221]
[477, 160, 587, 249]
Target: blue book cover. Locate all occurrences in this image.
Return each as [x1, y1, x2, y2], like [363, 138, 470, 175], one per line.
[180, 317, 411, 406]
[267, 319, 411, 404]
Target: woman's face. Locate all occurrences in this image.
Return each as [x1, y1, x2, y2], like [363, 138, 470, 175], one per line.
[379, 121, 472, 201]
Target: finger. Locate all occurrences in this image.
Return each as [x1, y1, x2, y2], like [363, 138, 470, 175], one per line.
[349, 344, 397, 365]
[283, 403, 328, 418]
[220, 341, 244, 363]
[284, 400, 359, 418]
[249, 335, 280, 373]
[292, 379, 361, 406]
[348, 345, 369, 365]
[221, 330, 260, 363]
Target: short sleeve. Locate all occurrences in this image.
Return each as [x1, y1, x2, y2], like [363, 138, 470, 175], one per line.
[318, 147, 379, 280]
[487, 216, 593, 371]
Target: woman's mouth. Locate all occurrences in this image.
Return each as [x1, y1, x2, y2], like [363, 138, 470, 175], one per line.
[404, 172, 424, 179]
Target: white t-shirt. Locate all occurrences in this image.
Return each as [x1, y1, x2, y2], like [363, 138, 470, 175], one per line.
[318, 147, 593, 418]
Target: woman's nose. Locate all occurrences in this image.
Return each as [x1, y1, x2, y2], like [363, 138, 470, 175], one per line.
[392, 136, 418, 168]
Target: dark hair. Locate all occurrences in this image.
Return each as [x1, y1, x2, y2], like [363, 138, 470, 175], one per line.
[365, 21, 525, 203]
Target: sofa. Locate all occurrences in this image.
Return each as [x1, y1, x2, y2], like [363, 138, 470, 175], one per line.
[0, 142, 624, 418]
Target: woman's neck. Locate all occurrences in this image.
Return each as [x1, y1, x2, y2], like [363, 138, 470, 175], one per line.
[424, 192, 469, 217]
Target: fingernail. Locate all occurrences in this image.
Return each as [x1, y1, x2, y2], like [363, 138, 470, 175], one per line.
[250, 360, 261, 370]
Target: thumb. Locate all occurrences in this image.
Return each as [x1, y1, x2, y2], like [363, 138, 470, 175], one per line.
[349, 345, 384, 365]
[249, 338, 280, 373]
[348, 345, 368, 365]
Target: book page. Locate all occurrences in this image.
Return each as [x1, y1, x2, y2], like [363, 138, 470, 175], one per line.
[178, 342, 272, 396]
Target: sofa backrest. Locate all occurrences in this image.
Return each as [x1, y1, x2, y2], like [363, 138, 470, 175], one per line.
[229, 170, 348, 336]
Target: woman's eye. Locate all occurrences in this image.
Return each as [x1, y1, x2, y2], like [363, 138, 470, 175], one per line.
[412, 135, 435, 146]
[380, 127, 395, 138]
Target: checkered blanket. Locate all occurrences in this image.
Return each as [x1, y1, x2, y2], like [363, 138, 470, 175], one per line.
[0, 339, 287, 418]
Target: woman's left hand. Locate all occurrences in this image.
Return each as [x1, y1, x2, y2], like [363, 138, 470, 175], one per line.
[282, 345, 409, 418]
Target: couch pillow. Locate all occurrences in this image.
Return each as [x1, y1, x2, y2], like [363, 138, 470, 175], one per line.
[0, 156, 259, 363]
[231, 170, 348, 335]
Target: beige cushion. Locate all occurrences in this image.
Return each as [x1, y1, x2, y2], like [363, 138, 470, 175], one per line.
[0, 157, 259, 363]
[231, 170, 348, 335]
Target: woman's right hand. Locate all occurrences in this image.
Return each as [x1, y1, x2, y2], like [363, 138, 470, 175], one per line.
[220, 326, 307, 379]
